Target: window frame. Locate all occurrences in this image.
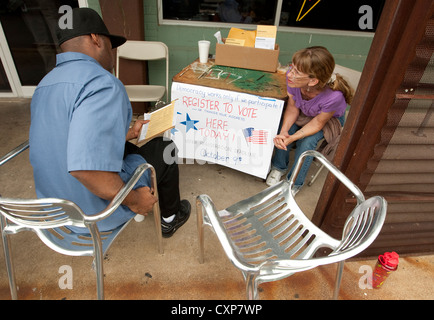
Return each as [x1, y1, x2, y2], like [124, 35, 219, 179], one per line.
[157, 0, 377, 38]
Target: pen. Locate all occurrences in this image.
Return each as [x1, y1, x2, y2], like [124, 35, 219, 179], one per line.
[198, 66, 212, 79]
[178, 65, 190, 78]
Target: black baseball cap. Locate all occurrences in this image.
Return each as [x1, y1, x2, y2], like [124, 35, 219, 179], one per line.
[56, 7, 126, 48]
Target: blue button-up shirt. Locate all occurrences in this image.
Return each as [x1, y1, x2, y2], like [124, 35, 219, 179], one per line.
[29, 52, 149, 233]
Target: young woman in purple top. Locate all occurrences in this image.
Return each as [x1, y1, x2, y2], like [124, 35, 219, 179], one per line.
[266, 46, 354, 194]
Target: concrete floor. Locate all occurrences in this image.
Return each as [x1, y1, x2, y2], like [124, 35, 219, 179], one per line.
[1, 99, 434, 300]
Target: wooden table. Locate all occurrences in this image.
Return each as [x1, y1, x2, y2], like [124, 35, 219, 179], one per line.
[172, 59, 288, 101]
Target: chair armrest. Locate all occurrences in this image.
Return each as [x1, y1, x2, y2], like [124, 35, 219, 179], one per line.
[289, 150, 365, 204]
[0, 140, 29, 166]
[84, 163, 156, 223]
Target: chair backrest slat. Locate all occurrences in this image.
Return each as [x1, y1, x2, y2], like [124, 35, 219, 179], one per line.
[117, 41, 168, 61]
[0, 198, 85, 229]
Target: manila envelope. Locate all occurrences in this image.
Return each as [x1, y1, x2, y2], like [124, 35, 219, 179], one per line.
[226, 28, 256, 47]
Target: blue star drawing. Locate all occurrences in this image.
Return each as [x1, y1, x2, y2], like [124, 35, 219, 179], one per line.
[180, 113, 199, 132]
[171, 112, 182, 136]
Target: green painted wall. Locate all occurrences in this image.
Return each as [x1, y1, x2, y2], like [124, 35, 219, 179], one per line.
[92, 0, 375, 103]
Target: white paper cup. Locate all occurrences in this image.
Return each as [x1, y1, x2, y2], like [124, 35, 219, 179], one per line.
[198, 40, 210, 63]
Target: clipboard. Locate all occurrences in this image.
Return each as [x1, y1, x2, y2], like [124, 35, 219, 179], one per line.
[137, 100, 176, 144]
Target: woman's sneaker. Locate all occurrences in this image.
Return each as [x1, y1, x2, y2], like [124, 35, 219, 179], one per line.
[266, 169, 284, 186]
[292, 185, 302, 196]
[161, 199, 191, 238]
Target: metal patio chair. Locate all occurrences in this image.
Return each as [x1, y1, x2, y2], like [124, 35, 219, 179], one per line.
[0, 140, 163, 300]
[197, 150, 387, 300]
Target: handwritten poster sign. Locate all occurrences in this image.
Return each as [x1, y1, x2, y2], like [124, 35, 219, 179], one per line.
[170, 82, 284, 178]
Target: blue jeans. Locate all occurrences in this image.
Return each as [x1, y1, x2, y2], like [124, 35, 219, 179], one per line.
[271, 124, 324, 187]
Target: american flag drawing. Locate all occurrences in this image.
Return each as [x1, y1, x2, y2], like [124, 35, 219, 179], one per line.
[243, 128, 268, 145]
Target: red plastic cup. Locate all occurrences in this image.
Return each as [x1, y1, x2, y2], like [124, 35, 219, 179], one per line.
[371, 252, 399, 289]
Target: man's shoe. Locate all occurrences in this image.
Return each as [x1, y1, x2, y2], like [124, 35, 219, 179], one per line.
[161, 199, 191, 238]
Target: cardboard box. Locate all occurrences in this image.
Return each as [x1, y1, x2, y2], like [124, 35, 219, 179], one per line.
[215, 40, 280, 73]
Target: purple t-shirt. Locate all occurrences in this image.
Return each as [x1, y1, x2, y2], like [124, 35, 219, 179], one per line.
[287, 86, 347, 118]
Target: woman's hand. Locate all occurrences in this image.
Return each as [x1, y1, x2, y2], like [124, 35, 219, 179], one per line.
[273, 132, 291, 150]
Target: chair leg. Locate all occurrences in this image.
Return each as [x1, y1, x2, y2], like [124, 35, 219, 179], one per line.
[153, 202, 164, 254]
[332, 260, 345, 300]
[88, 224, 105, 300]
[149, 167, 163, 254]
[1, 230, 18, 300]
[93, 255, 105, 300]
[308, 163, 325, 186]
[246, 273, 259, 300]
[196, 201, 205, 264]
